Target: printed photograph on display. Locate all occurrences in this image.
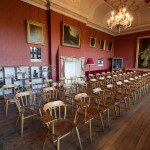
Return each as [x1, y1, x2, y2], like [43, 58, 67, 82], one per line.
[30, 47, 42, 62]
[98, 58, 104, 66]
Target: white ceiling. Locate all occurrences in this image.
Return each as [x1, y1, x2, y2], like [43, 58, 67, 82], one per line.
[21, 0, 150, 35]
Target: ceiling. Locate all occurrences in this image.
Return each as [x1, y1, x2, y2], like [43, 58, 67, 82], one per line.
[21, 0, 150, 35]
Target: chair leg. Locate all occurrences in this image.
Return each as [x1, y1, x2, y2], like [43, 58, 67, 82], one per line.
[75, 127, 83, 150]
[99, 113, 104, 131]
[89, 120, 92, 142]
[21, 114, 24, 138]
[74, 110, 78, 123]
[107, 108, 110, 129]
[16, 116, 20, 125]
[57, 137, 60, 150]
[114, 105, 118, 119]
[43, 136, 47, 149]
[5, 101, 8, 117]
[125, 100, 127, 112]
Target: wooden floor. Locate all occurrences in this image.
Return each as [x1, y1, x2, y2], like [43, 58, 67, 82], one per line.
[0, 94, 150, 150]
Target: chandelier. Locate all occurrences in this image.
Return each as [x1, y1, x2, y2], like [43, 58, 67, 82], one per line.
[107, 0, 133, 32]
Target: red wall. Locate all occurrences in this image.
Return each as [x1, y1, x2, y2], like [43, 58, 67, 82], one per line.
[0, 0, 49, 66]
[3, 0, 149, 80]
[51, 11, 114, 79]
[114, 30, 150, 68]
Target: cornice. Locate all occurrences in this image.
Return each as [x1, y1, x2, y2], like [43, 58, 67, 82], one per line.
[50, 1, 88, 24]
[20, 0, 48, 10]
[20, 0, 150, 36]
[115, 24, 150, 36]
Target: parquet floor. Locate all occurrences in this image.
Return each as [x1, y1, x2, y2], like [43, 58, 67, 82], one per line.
[0, 94, 150, 150]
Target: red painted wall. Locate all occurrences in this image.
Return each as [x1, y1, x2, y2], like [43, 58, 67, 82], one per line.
[114, 30, 150, 68]
[3, 0, 149, 80]
[51, 11, 114, 79]
[0, 0, 49, 66]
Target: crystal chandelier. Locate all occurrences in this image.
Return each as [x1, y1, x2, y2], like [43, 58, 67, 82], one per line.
[107, 0, 133, 32]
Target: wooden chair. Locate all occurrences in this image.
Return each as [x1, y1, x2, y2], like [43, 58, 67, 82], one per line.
[42, 87, 60, 102]
[15, 91, 40, 137]
[74, 93, 104, 141]
[44, 79, 53, 87]
[75, 81, 87, 93]
[40, 101, 83, 150]
[92, 87, 110, 128]
[2, 84, 18, 117]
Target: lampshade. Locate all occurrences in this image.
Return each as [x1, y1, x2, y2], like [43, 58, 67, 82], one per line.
[86, 58, 94, 65]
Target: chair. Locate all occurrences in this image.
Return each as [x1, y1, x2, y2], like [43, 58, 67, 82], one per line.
[15, 91, 40, 137]
[92, 87, 110, 128]
[75, 81, 87, 93]
[74, 93, 104, 141]
[44, 79, 53, 87]
[42, 87, 60, 102]
[40, 101, 83, 150]
[2, 84, 18, 117]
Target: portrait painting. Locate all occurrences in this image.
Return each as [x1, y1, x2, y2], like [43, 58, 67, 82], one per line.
[90, 37, 96, 47]
[98, 58, 104, 66]
[27, 20, 45, 45]
[62, 23, 81, 48]
[136, 36, 150, 69]
[107, 41, 113, 51]
[100, 39, 106, 50]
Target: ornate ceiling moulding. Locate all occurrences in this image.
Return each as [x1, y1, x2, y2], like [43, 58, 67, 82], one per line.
[49, 0, 88, 23]
[104, 0, 150, 12]
[115, 24, 150, 36]
[20, 0, 150, 36]
[20, 0, 48, 10]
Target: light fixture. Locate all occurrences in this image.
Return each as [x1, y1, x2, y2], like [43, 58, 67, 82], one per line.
[107, 0, 133, 32]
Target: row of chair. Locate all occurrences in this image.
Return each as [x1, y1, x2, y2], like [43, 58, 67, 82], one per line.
[1, 71, 150, 150]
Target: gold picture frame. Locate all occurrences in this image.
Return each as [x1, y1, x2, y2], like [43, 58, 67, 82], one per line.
[62, 22, 81, 48]
[90, 36, 96, 47]
[100, 39, 106, 50]
[107, 41, 113, 51]
[27, 20, 45, 45]
[135, 36, 150, 69]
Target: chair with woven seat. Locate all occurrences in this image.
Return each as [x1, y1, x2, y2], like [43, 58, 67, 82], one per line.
[40, 100, 83, 150]
[74, 93, 104, 141]
[2, 84, 18, 117]
[15, 91, 40, 137]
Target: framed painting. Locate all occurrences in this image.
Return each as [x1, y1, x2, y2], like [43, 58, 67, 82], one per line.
[27, 20, 45, 45]
[107, 41, 113, 51]
[100, 39, 106, 50]
[90, 37, 96, 47]
[135, 36, 150, 69]
[62, 22, 81, 48]
[98, 58, 104, 66]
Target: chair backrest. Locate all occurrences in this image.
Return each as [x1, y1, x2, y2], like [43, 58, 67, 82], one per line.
[15, 91, 36, 112]
[42, 87, 59, 102]
[93, 87, 102, 94]
[2, 84, 18, 98]
[44, 79, 53, 87]
[43, 101, 67, 119]
[75, 93, 90, 104]
[43, 87, 56, 92]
